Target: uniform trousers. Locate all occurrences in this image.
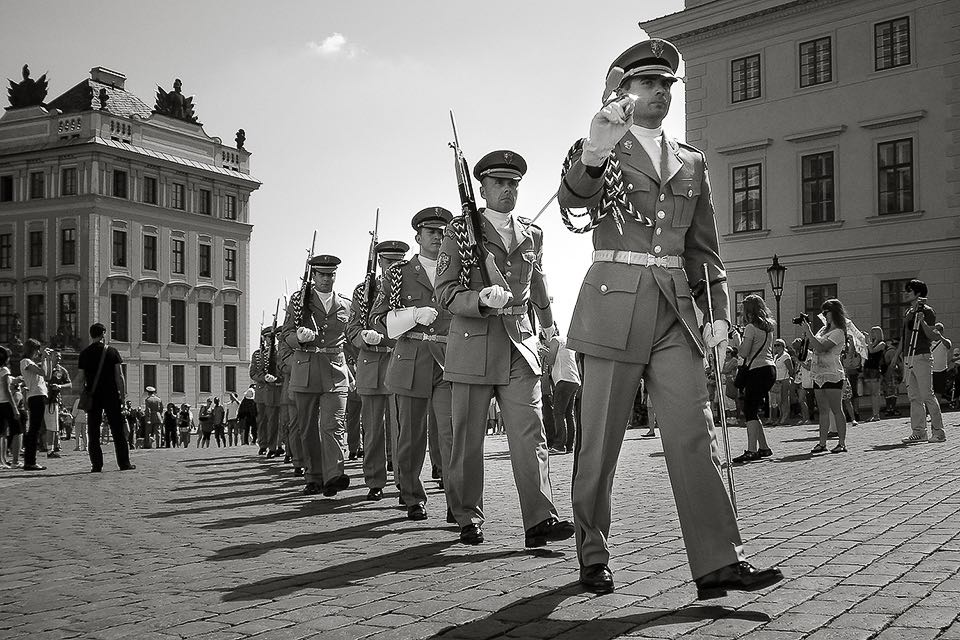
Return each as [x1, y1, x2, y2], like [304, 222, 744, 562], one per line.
[361, 394, 398, 490]
[255, 402, 280, 451]
[346, 389, 363, 455]
[573, 295, 744, 579]
[280, 401, 299, 463]
[449, 346, 558, 531]
[428, 403, 442, 472]
[904, 354, 944, 437]
[396, 362, 452, 507]
[292, 391, 347, 486]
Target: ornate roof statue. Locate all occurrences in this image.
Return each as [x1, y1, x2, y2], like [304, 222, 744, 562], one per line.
[6, 64, 48, 109]
[153, 78, 201, 125]
[236, 128, 246, 150]
[98, 88, 109, 110]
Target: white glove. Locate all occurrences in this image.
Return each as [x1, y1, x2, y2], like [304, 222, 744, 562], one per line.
[541, 324, 557, 341]
[582, 94, 635, 167]
[479, 285, 511, 310]
[414, 307, 439, 326]
[264, 374, 277, 383]
[296, 327, 316, 343]
[702, 319, 730, 350]
[361, 329, 383, 346]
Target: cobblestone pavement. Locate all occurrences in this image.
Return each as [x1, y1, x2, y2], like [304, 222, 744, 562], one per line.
[2, 412, 959, 640]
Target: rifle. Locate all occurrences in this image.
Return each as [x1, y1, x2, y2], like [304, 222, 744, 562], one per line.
[297, 231, 318, 331]
[361, 208, 380, 324]
[449, 111, 492, 288]
[266, 299, 279, 377]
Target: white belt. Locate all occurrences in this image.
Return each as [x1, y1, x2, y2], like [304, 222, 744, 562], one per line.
[592, 250, 683, 269]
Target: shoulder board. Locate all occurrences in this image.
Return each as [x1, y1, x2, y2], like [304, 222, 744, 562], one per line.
[677, 141, 707, 165]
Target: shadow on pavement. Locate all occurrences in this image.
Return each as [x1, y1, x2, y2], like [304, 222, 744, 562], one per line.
[201, 492, 369, 529]
[771, 453, 814, 463]
[165, 485, 299, 505]
[871, 443, 913, 451]
[649, 452, 666, 458]
[146, 491, 304, 519]
[783, 436, 821, 443]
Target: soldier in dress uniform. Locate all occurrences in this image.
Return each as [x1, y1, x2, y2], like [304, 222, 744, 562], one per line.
[370, 207, 454, 522]
[280, 255, 352, 496]
[343, 340, 364, 460]
[435, 150, 575, 547]
[249, 327, 282, 457]
[276, 325, 301, 475]
[558, 37, 783, 597]
[346, 241, 409, 501]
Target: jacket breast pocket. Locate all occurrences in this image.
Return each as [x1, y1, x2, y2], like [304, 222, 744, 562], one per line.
[290, 356, 311, 388]
[570, 264, 642, 351]
[444, 317, 488, 377]
[670, 179, 700, 228]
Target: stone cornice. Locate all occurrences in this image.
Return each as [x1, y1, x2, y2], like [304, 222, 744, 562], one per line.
[784, 125, 846, 143]
[858, 110, 926, 130]
[715, 138, 774, 155]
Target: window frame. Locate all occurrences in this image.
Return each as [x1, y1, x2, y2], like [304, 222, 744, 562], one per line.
[27, 294, 44, 341]
[881, 278, 913, 342]
[143, 176, 158, 205]
[172, 182, 185, 210]
[199, 365, 212, 394]
[799, 36, 832, 88]
[0, 233, 12, 270]
[801, 151, 836, 225]
[110, 293, 129, 342]
[61, 167, 78, 196]
[141, 296, 159, 344]
[170, 298, 187, 345]
[61, 228, 76, 266]
[29, 171, 45, 199]
[58, 292, 78, 341]
[29, 230, 44, 268]
[732, 163, 763, 233]
[171, 238, 186, 275]
[112, 169, 128, 199]
[877, 138, 914, 215]
[197, 301, 213, 346]
[112, 229, 127, 268]
[198, 243, 212, 278]
[223, 303, 238, 347]
[0, 295, 14, 343]
[875, 17, 911, 72]
[198, 188, 211, 215]
[224, 248, 237, 282]
[731, 54, 762, 104]
[225, 366, 237, 393]
[0, 175, 13, 202]
[172, 364, 185, 393]
[224, 194, 237, 220]
[143, 235, 158, 272]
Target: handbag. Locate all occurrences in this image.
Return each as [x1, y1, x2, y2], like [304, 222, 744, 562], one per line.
[78, 346, 108, 412]
[734, 331, 768, 390]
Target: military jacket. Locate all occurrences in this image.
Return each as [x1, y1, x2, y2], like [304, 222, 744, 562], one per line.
[279, 289, 352, 393]
[346, 279, 396, 395]
[370, 254, 451, 398]
[249, 348, 281, 406]
[435, 212, 551, 385]
[558, 131, 729, 364]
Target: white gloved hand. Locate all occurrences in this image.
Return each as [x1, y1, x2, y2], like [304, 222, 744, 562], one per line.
[361, 329, 383, 346]
[541, 323, 557, 341]
[264, 374, 277, 383]
[702, 319, 730, 350]
[414, 307, 439, 326]
[479, 285, 511, 310]
[296, 327, 316, 343]
[582, 93, 635, 167]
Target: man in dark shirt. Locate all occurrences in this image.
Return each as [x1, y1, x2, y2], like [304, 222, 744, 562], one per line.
[75, 323, 134, 472]
[897, 280, 944, 444]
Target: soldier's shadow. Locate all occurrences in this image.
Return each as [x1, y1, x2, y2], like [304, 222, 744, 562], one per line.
[200, 493, 370, 530]
[145, 491, 304, 519]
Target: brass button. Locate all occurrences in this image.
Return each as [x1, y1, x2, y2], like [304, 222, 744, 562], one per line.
[428, 327, 434, 333]
[407, 295, 412, 300]
[505, 271, 511, 277]
[600, 284, 608, 293]
[464, 332, 469, 337]
[431, 297, 436, 303]
[655, 228, 662, 236]
[688, 189, 693, 197]
[654, 245, 662, 253]
[659, 194, 665, 202]
[657, 211, 665, 219]
[506, 260, 512, 266]
[627, 183, 633, 190]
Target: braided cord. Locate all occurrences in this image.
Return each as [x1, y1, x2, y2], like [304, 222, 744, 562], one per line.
[290, 290, 304, 326]
[387, 261, 406, 310]
[448, 218, 479, 287]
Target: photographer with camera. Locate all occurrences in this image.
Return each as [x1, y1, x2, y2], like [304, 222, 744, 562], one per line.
[731, 295, 776, 464]
[800, 300, 850, 454]
[896, 280, 945, 444]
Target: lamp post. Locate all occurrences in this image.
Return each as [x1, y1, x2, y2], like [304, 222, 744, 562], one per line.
[767, 254, 787, 338]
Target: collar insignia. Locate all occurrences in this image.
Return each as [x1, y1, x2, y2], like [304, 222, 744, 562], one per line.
[623, 140, 633, 150]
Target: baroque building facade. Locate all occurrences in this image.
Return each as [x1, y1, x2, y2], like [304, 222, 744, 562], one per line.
[642, 0, 959, 342]
[0, 66, 260, 405]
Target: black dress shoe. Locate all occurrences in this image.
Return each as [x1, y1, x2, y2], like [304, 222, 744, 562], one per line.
[22, 464, 46, 471]
[431, 465, 441, 480]
[579, 564, 614, 594]
[357, 448, 364, 458]
[387, 461, 393, 472]
[695, 561, 784, 600]
[398, 496, 405, 506]
[119, 464, 136, 471]
[293, 467, 304, 477]
[757, 448, 773, 458]
[446, 508, 456, 524]
[322, 474, 350, 497]
[265, 450, 276, 459]
[303, 482, 323, 495]
[407, 503, 427, 521]
[732, 450, 760, 464]
[460, 523, 483, 545]
[438, 479, 444, 490]
[366, 488, 383, 501]
[90, 467, 102, 473]
[348, 451, 358, 461]
[283, 454, 292, 464]
[258, 448, 267, 455]
[524, 517, 576, 548]
[275, 447, 285, 456]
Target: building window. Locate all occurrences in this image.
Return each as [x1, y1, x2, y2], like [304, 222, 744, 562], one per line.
[734, 289, 764, 326]
[112, 230, 127, 267]
[27, 294, 44, 340]
[198, 189, 211, 215]
[61, 228, 76, 266]
[0, 234, 11, 269]
[875, 17, 910, 71]
[143, 364, 157, 392]
[732, 164, 762, 232]
[197, 302, 213, 345]
[225, 366, 237, 393]
[199, 244, 211, 278]
[29, 171, 45, 199]
[142, 296, 159, 343]
[171, 239, 185, 275]
[224, 248, 237, 282]
[801, 152, 835, 224]
[29, 230, 43, 267]
[143, 235, 157, 271]
[223, 304, 238, 347]
[0, 296, 13, 343]
[58, 293, 78, 341]
[731, 54, 761, 103]
[172, 183, 185, 210]
[199, 365, 212, 394]
[170, 298, 187, 345]
[172, 364, 185, 393]
[224, 195, 236, 220]
[799, 37, 831, 87]
[113, 169, 128, 199]
[61, 167, 78, 196]
[143, 176, 157, 205]
[110, 294, 128, 342]
[878, 139, 913, 215]
[0, 175, 12, 202]
[881, 279, 913, 342]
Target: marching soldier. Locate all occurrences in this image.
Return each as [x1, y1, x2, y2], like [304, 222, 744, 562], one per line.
[371, 207, 454, 522]
[276, 327, 301, 475]
[435, 150, 574, 547]
[346, 241, 409, 501]
[249, 328, 282, 457]
[558, 38, 782, 596]
[280, 255, 352, 496]
[343, 340, 364, 460]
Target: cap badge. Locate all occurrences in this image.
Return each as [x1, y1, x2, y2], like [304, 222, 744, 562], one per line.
[650, 39, 665, 58]
[503, 151, 513, 163]
[435, 207, 442, 214]
[623, 140, 633, 150]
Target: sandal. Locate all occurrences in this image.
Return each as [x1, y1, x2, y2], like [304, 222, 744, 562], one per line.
[811, 443, 827, 453]
[831, 444, 847, 453]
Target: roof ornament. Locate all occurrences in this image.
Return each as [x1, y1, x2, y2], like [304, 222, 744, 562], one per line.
[153, 78, 201, 125]
[98, 88, 109, 111]
[236, 128, 245, 150]
[6, 64, 48, 109]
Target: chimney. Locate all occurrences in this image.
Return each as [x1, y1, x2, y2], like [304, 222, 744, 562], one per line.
[89, 67, 126, 89]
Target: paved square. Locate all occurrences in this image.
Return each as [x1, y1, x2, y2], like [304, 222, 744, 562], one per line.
[2, 413, 958, 640]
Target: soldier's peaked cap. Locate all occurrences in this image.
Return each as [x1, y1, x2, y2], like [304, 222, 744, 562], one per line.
[611, 38, 680, 85]
[412, 206, 453, 230]
[375, 241, 409, 260]
[473, 150, 527, 181]
[308, 254, 341, 273]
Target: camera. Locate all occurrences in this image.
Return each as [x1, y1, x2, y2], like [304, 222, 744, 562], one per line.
[791, 312, 809, 325]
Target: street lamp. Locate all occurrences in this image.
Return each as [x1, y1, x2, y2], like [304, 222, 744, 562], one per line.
[767, 254, 787, 338]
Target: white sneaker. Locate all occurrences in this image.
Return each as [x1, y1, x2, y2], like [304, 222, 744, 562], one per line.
[902, 433, 927, 444]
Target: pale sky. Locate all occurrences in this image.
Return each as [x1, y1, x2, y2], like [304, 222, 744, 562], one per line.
[0, 0, 686, 351]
